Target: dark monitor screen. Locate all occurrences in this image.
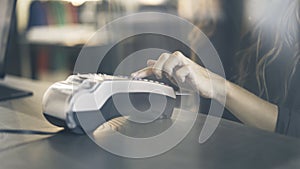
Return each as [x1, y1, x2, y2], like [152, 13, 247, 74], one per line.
[0, 0, 16, 78]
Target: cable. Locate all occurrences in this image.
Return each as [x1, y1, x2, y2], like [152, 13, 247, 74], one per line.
[0, 129, 64, 135]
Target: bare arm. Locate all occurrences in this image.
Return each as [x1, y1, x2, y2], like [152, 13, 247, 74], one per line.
[132, 51, 278, 132]
[223, 81, 278, 131]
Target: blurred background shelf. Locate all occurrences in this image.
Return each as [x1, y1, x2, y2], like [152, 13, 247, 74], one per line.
[14, 0, 177, 82]
[17, 0, 99, 81]
[26, 24, 95, 47]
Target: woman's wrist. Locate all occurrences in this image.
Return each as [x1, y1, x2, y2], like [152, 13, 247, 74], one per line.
[212, 77, 229, 104]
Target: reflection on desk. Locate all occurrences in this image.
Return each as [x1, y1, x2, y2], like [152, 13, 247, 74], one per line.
[0, 107, 60, 151]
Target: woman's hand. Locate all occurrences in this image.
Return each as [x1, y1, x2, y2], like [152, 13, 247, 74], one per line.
[131, 51, 278, 131]
[131, 51, 227, 101]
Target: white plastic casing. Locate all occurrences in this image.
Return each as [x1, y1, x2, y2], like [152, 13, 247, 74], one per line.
[42, 74, 176, 130]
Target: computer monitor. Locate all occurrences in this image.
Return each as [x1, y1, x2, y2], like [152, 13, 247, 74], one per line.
[0, 0, 16, 78]
[0, 0, 32, 101]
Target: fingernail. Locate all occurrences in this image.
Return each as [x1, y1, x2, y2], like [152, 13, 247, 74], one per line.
[131, 73, 141, 80]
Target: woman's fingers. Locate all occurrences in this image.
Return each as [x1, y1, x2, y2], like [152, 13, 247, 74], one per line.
[175, 65, 191, 83]
[131, 59, 156, 78]
[131, 59, 157, 78]
[152, 53, 170, 79]
[152, 51, 186, 78]
[131, 66, 153, 78]
[132, 51, 188, 80]
[147, 59, 156, 66]
[163, 52, 183, 76]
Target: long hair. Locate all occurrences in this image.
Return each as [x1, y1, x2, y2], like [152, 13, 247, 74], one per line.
[184, 0, 224, 61]
[236, 0, 300, 103]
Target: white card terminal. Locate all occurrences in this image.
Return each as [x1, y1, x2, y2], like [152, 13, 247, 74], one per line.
[42, 73, 176, 134]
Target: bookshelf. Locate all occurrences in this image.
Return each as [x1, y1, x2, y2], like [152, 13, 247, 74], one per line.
[17, 0, 176, 81]
[19, 0, 100, 81]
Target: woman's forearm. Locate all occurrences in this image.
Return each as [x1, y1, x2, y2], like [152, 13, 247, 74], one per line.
[220, 81, 278, 131]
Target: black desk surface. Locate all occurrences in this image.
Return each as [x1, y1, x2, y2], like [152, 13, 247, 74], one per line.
[1, 108, 300, 169]
[1, 76, 300, 169]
